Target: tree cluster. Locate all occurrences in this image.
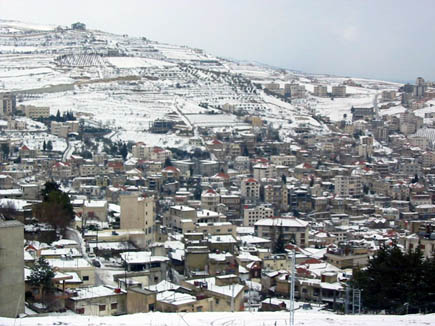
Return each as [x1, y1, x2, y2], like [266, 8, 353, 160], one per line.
[33, 181, 74, 235]
[352, 245, 435, 314]
[51, 110, 76, 122]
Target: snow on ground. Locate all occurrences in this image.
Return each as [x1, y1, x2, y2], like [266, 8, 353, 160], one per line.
[20, 132, 67, 152]
[106, 57, 175, 69]
[310, 95, 374, 121]
[0, 20, 57, 31]
[379, 105, 407, 116]
[1, 311, 433, 326]
[188, 113, 246, 127]
[154, 43, 210, 61]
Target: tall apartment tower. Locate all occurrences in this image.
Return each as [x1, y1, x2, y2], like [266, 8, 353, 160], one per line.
[0, 219, 24, 317]
[0, 92, 16, 116]
[120, 192, 157, 244]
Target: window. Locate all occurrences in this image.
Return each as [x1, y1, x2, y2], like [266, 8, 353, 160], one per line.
[111, 303, 117, 310]
[76, 308, 84, 314]
[196, 306, 203, 312]
[215, 299, 220, 305]
[83, 276, 89, 281]
[99, 305, 106, 312]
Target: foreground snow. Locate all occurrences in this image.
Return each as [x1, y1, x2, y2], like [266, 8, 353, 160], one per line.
[1, 311, 433, 326]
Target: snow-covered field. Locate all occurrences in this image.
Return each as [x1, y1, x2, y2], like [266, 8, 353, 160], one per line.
[106, 57, 175, 69]
[0, 311, 433, 326]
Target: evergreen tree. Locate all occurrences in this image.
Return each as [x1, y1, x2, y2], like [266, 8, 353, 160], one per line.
[119, 143, 128, 160]
[164, 157, 173, 168]
[273, 228, 286, 254]
[42, 140, 47, 151]
[56, 110, 61, 122]
[34, 181, 74, 235]
[352, 245, 435, 314]
[46, 140, 53, 151]
[194, 183, 202, 200]
[28, 257, 55, 304]
[28, 257, 55, 288]
[1, 143, 9, 158]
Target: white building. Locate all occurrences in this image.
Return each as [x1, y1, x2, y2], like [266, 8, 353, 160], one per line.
[243, 205, 273, 226]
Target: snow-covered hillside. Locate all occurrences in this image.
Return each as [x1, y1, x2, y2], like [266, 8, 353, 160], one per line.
[0, 20, 403, 147]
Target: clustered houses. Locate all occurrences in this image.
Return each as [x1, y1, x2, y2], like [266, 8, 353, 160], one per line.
[1, 74, 435, 317]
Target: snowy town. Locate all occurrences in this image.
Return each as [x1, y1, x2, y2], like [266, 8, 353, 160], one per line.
[0, 19, 434, 326]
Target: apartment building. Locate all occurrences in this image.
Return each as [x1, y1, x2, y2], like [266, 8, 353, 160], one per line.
[270, 154, 297, 167]
[120, 193, 156, 243]
[201, 188, 220, 212]
[254, 217, 309, 248]
[241, 178, 260, 200]
[51, 121, 80, 138]
[331, 85, 346, 97]
[0, 92, 16, 116]
[243, 205, 273, 226]
[334, 175, 362, 198]
[313, 85, 328, 97]
[23, 105, 50, 119]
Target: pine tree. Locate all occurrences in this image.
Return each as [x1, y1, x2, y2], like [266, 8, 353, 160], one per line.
[352, 245, 435, 314]
[42, 140, 47, 151]
[164, 157, 173, 168]
[46, 140, 53, 151]
[120, 143, 128, 160]
[28, 257, 55, 304]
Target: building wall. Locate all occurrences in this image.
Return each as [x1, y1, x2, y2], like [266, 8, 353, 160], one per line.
[120, 193, 155, 235]
[24, 105, 50, 119]
[68, 293, 126, 316]
[126, 288, 156, 313]
[243, 205, 273, 226]
[0, 220, 25, 317]
[157, 297, 212, 313]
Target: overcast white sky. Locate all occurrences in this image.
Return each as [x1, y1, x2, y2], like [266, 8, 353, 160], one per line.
[1, 0, 434, 82]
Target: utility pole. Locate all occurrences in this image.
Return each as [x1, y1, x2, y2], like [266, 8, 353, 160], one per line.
[248, 282, 251, 312]
[231, 284, 235, 312]
[289, 249, 296, 326]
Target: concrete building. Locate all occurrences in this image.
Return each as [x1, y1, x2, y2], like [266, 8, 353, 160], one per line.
[201, 188, 220, 212]
[120, 193, 156, 244]
[313, 85, 328, 97]
[51, 121, 80, 138]
[0, 219, 24, 317]
[243, 205, 274, 226]
[241, 178, 260, 200]
[0, 92, 16, 116]
[381, 90, 396, 101]
[289, 84, 306, 98]
[66, 286, 126, 316]
[334, 175, 362, 198]
[351, 107, 374, 122]
[331, 85, 346, 97]
[22, 105, 50, 119]
[254, 217, 309, 248]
